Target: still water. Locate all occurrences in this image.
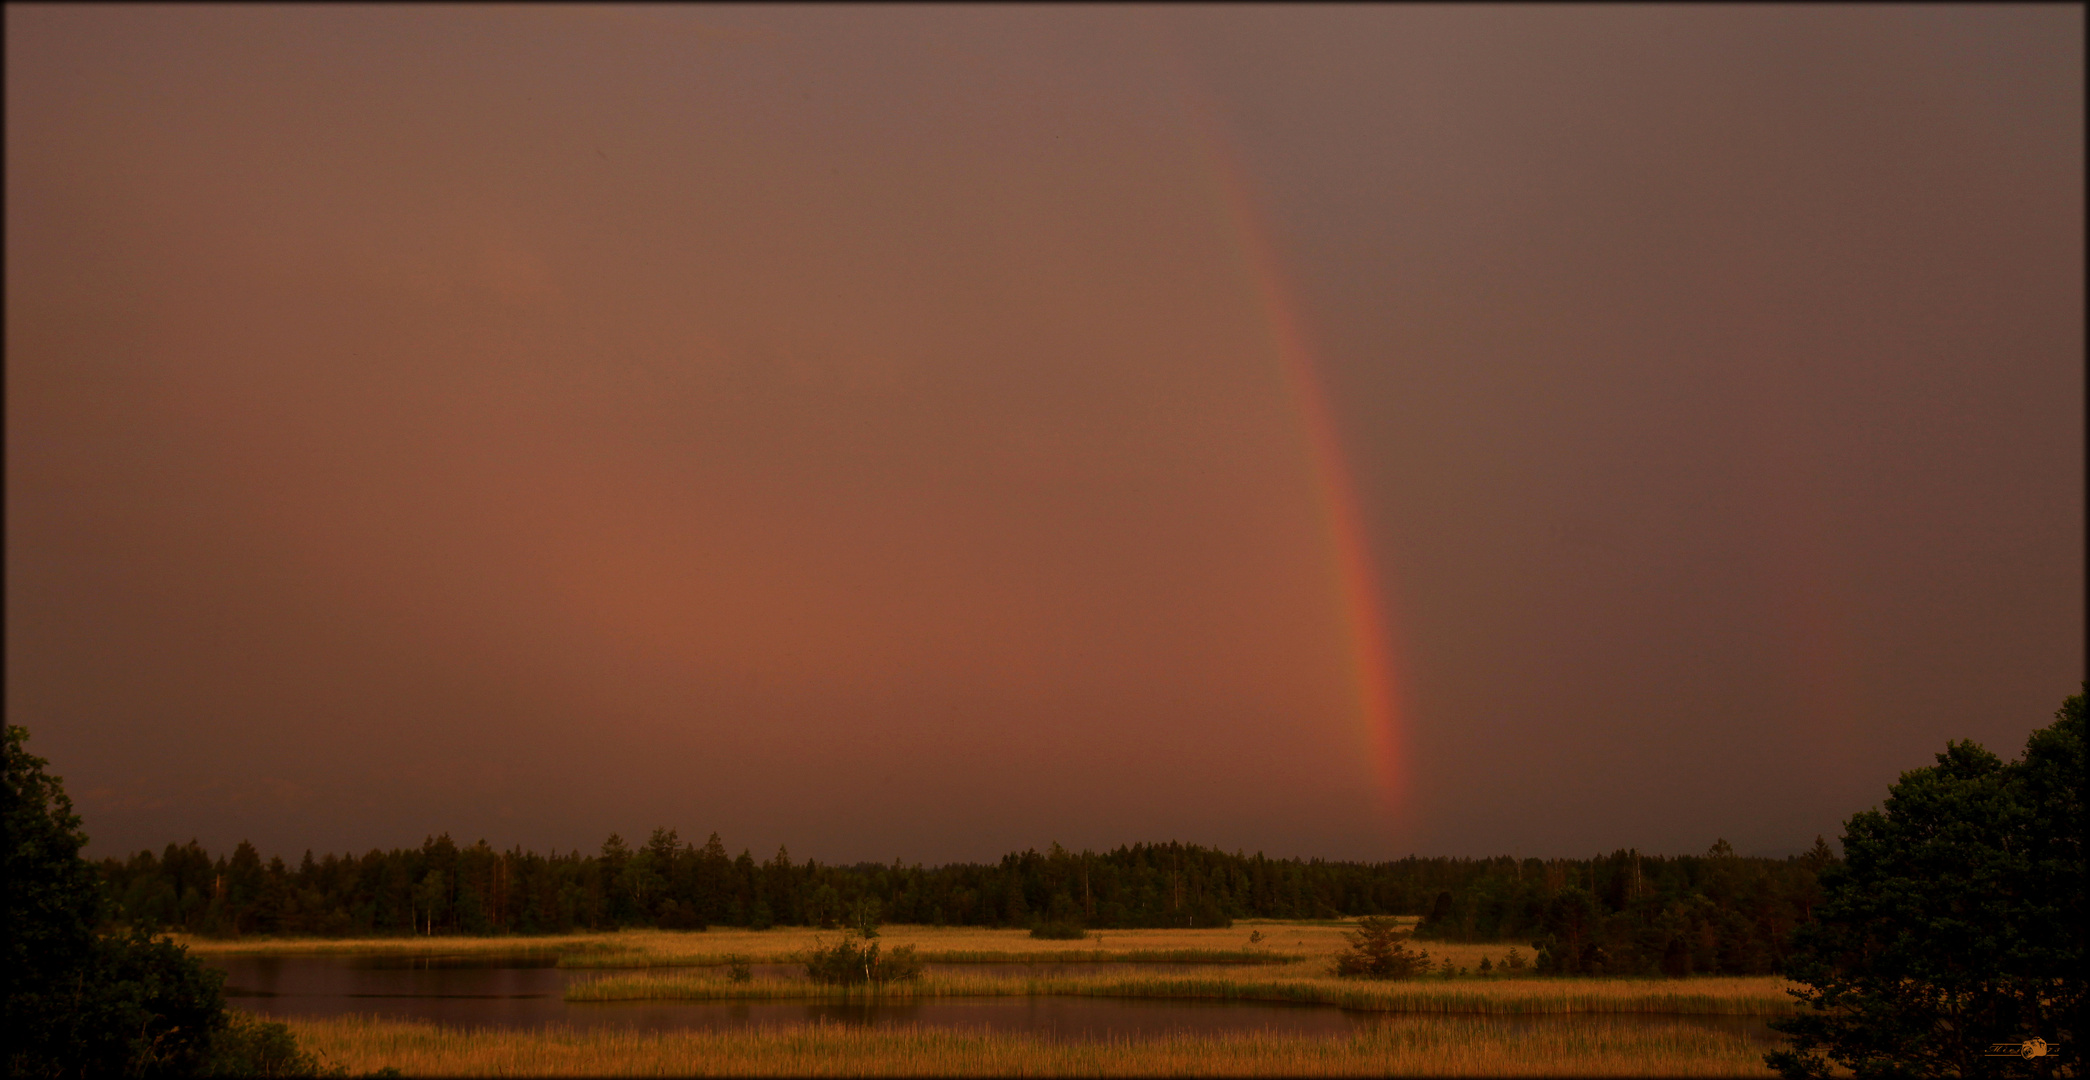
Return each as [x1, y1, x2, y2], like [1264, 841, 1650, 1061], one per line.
[209, 955, 1783, 1046]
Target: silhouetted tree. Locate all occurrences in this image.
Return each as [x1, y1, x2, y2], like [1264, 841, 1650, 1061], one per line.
[4, 724, 328, 1078]
[1768, 688, 2084, 1078]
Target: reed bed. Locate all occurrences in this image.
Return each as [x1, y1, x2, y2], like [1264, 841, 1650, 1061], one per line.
[557, 948, 1297, 968]
[173, 921, 1561, 984]
[567, 971, 1797, 1016]
[176, 924, 1341, 964]
[655, 925, 1352, 963]
[285, 1013, 1779, 1076]
[172, 932, 629, 958]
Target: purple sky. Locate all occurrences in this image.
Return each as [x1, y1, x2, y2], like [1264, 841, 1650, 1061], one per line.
[8, 5, 2081, 864]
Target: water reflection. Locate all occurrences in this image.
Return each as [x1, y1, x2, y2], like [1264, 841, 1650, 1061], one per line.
[348, 954, 562, 970]
[207, 955, 1784, 1045]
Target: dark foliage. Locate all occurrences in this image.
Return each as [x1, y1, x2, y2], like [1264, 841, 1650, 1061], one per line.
[4, 723, 107, 1072]
[56, 927, 235, 1077]
[1332, 915, 1431, 979]
[98, 824, 1834, 955]
[1029, 919, 1088, 940]
[1409, 839, 1829, 978]
[1767, 689, 2083, 1079]
[848, 896, 882, 939]
[803, 935, 924, 986]
[5, 724, 329, 1078]
[206, 1013, 336, 1078]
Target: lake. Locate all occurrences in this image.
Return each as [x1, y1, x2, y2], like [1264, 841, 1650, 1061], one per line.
[208, 954, 1785, 1046]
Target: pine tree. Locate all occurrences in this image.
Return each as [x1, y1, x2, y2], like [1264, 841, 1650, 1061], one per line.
[1332, 916, 1430, 979]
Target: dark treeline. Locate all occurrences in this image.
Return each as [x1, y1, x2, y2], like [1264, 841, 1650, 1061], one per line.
[97, 832, 1831, 976]
[1408, 838, 1834, 977]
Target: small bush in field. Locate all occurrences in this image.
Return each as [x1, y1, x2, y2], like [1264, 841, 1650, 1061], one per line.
[208, 1012, 338, 1077]
[804, 936, 923, 986]
[1332, 916, 1431, 979]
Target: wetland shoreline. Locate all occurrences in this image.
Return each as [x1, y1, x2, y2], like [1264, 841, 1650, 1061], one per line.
[202, 921, 1791, 1074]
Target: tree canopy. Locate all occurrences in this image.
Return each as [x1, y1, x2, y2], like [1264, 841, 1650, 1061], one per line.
[1767, 688, 2084, 1078]
[4, 724, 328, 1078]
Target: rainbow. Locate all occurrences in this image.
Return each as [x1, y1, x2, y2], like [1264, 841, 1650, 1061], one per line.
[1166, 69, 1413, 821]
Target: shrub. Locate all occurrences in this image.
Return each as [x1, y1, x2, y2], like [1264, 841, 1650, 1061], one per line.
[803, 936, 923, 986]
[1029, 920, 1087, 940]
[1331, 916, 1431, 979]
[11, 924, 231, 1078]
[206, 1012, 337, 1077]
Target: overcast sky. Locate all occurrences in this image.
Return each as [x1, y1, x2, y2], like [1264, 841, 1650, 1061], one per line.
[8, 5, 2081, 864]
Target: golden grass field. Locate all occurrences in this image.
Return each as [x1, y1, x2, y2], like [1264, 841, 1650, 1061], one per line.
[284, 1013, 1781, 1076]
[181, 921, 1791, 1013]
[194, 922, 1794, 1074]
[180, 920, 1339, 964]
[568, 968, 1794, 1015]
[177, 918, 1541, 969]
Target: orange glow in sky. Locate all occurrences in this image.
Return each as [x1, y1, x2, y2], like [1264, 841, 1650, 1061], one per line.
[8, 6, 2081, 862]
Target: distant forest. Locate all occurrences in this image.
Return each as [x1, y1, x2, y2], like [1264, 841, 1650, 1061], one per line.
[97, 833, 1832, 977]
